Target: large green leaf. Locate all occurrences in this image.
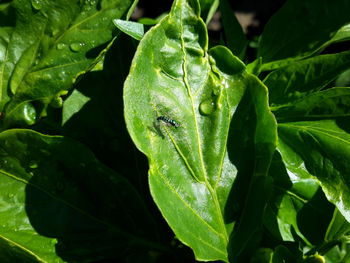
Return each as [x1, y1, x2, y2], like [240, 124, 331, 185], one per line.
[124, 0, 277, 260]
[124, 0, 242, 261]
[0, 129, 158, 262]
[0, 0, 134, 128]
[278, 120, 350, 222]
[264, 51, 350, 106]
[258, 0, 350, 64]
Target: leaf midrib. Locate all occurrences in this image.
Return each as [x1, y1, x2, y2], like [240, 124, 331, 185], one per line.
[155, 166, 227, 255]
[178, 3, 228, 242]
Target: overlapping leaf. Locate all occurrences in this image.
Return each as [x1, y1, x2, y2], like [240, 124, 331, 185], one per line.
[278, 120, 350, 222]
[0, 129, 157, 262]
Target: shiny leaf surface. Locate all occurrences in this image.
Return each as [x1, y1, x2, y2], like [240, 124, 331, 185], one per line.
[0, 0, 133, 128]
[264, 51, 350, 106]
[113, 19, 144, 41]
[273, 87, 350, 121]
[278, 120, 350, 222]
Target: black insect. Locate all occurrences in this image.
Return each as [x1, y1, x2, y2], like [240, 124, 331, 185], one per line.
[157, 116, 180, 128]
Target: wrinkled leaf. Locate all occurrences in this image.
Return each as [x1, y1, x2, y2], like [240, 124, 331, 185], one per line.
[264, 51, 350, 106]
[258, 0, 350, 64]
[0, 129, 158, 262]
[273, 88, 350, 121]
[124, 1, 244, 261]
[0, 0, 133, 128]
[124, 0, 250, 260]
[124, 0, 277, 261]
[278, 120, 350, 223]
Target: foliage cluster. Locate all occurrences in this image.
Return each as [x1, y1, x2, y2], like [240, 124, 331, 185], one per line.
[1, 0, 350, 262]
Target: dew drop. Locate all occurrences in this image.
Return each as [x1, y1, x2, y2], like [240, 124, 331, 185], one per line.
[56, 43, 66, 50]
[212, 85, 221, 96]
[7, 193, 14, 198]
[31, 0, 43, 10]
[70, 42, 85, 52]
[199, 99, 216, 116]
[22, 103, 37, 125]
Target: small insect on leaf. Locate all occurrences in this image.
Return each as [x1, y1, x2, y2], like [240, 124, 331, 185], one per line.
[157, 116, 180, 128]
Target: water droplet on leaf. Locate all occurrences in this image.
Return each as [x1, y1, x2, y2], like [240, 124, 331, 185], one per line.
[70, 42, 85, 52]
[56, 43, 65, 50]
[22, 103, 37, 125]
[212, 85, 221, 96]
[199, 99, 215, 115]
[31, 0, 43, 10]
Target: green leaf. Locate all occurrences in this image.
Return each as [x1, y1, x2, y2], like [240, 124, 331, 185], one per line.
[219, 0, 247, 59]
[199, 0, 218, 24]
[227, 75, 277, 262]
[204, 0, 219, 25]
[258, 0, 350, 64]
[124, 0, 260, 260]
[335, 68, 350, 87]
[0, 0, 133, 128]
[264, 152, 315, 244]
[325, 209, 350, 242]
[273, 88, 350, 121]
[329, 23, 350, 44]
[272, 245, 302, 263]
[113, 19, 144, 40]
[278, 120, 350, 223]
[0, 129, 158, 262]
[62, 89, 90, 125]
[264, 51, 350, 106]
